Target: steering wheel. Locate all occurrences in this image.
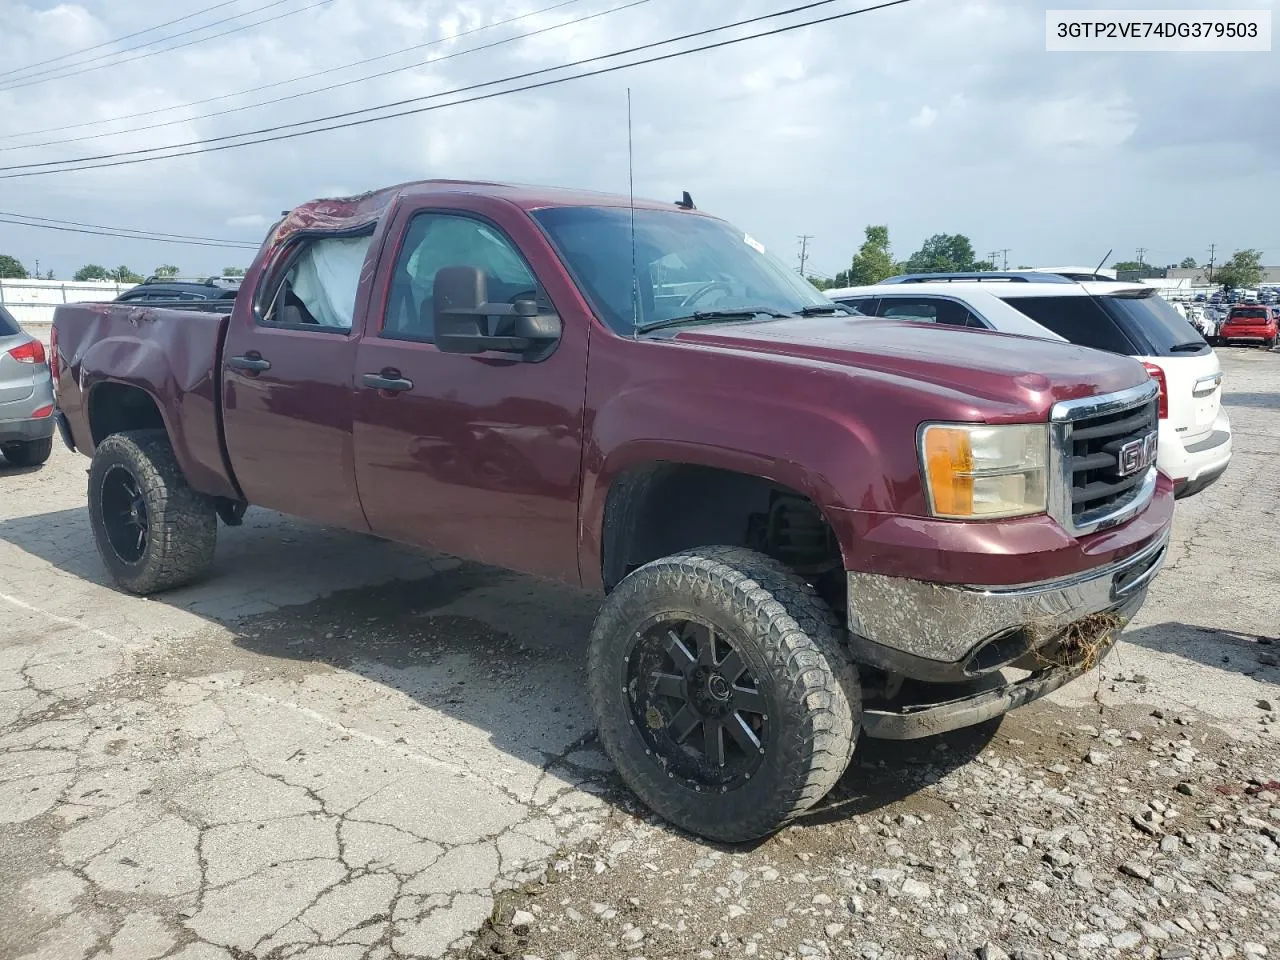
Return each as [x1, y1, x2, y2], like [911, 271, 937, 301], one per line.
[678, 280, 735, 311]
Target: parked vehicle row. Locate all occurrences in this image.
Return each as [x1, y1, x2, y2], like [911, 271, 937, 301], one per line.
[41, 181, 1182, 841]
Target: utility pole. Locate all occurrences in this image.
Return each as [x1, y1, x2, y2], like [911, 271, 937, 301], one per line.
[986, 251, 999, 271]
[1207, 243, 1216, 284]
[999, 248, 1010, 271]
[797, 235, 813, 276]
[1136, 247, 1147, 266]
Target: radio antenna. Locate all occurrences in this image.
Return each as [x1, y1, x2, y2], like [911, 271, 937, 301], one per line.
[628, 87, 639, 339]
[1093, 247, 1112, 279]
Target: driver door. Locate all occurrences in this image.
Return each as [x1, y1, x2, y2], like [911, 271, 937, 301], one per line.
[352, 202, 589, 583]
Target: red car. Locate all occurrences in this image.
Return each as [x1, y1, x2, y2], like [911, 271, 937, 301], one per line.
[1218, 304, 1278, 347]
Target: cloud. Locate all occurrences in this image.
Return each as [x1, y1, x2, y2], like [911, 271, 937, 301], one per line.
[909, 105, 937, 129]
[0, 0, 1274, 279]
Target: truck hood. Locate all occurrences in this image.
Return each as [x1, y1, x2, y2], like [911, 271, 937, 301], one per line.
[667, 316, 1149, 420]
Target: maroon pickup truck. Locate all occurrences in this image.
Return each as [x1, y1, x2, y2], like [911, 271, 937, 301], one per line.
[51, 180, 1174, 841]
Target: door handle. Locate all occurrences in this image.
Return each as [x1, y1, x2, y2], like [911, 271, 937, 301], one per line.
[227, 355, 272, 373]
[361, 371, 414, 392]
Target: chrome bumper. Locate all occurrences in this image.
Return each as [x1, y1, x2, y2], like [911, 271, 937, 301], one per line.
[846, 531, 1170, 682]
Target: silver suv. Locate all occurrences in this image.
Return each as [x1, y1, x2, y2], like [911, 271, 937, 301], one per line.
[0, 305, 55, 467]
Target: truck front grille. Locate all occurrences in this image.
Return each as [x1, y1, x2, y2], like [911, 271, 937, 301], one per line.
[1049, 382, 1160, 536]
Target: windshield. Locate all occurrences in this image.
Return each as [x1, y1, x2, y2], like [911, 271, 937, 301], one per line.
[1095, 290, 1209, 357]
[533, 206, 831, 334]
[1230, 307, 1268, 319]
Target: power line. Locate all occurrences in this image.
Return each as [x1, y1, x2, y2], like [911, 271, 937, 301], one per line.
[0, 0, 916, 179]
[1, 0, 640, 154]
[0, 0, 333, 93]
[0, 212, 259, 248]
[0, 0, 587, 142]
[0, 0, 243, 81]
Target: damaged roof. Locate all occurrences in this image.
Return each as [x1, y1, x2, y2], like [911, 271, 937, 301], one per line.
[267, 179, 701, 247]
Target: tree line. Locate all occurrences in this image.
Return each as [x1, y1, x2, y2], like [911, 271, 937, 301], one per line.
[809, 228, 1267, 291]
[0, 257, 247, 282]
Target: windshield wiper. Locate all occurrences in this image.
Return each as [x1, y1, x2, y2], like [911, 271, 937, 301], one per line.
[1169, 341, 1208, 352]
[635, 308, 791, 334]
[796, 304, 845, 316]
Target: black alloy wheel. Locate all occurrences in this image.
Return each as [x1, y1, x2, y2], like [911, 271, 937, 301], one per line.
[100, 464, 150, 564]
[624, 616, 770, 792]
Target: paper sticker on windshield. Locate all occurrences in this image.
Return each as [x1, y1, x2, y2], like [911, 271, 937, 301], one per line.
[743, 234, 765, 254]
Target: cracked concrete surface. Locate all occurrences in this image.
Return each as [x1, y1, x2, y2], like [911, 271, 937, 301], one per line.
[1, 349, 1276, 960]
[0, 449, 612, 959]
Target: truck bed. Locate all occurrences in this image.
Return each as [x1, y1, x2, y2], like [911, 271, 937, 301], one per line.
[52, 300, 241, 500]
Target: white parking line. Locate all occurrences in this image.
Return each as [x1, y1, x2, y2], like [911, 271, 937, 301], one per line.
[0, 592, 126, 646]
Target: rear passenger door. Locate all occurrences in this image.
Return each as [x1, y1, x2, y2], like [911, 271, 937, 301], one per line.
[220, 232, 374, 531]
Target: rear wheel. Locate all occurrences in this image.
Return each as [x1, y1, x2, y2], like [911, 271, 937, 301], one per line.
[88, 430, 217, 594]
[0, 436, 53, 467]
[588, 546, 859, 842]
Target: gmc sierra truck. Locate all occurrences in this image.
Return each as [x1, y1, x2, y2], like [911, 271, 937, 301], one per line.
[51, 180, 1173, 842]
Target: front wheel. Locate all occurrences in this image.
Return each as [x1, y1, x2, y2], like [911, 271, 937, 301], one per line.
[0, 436, 53, 467]
[87, 430, 217, 595]
[588, 546, 859, 842]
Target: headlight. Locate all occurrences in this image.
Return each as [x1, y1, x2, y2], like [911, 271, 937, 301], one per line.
[920, 423, 1048, 519]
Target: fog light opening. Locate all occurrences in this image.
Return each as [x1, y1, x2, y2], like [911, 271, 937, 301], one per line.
[964, 628, 1032, 677]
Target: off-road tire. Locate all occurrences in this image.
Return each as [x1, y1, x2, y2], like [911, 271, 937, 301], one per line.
[588, 546, 859, 842]
[0, 436, 53, 467]
[88, 430, 217, 595]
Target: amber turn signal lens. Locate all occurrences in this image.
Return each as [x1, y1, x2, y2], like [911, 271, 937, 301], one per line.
[922, 427, 975, 517]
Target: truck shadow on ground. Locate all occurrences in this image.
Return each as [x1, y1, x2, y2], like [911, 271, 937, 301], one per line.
[1, 503, 1000, 842]
[1120, 622, 1279, 682]
[222, 561, 1002, 843]
[0, 461, 46, 477]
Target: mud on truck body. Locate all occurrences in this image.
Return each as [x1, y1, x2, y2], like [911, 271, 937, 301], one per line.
[51, 180, 1173, 841]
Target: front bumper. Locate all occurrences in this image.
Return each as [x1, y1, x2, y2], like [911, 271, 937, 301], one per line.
[861, 629, 1120, 740]
[846, 530, 1169, 683]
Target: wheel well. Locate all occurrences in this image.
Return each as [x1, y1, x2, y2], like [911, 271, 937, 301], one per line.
[88, 383, 166, 446]
[601, 463, 845, 601]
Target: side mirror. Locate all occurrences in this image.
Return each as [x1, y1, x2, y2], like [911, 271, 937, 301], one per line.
[433, 265, 561, 358]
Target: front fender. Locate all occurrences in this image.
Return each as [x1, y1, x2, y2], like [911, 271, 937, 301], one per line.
[580, 383, 893, 590]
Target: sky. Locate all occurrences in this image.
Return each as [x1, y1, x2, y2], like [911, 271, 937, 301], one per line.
[0, 0, 1276, 280]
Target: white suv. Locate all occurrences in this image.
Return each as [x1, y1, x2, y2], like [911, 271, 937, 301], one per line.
[826, 272, 1231, 499]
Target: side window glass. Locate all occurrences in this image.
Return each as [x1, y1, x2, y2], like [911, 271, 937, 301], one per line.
[836, 297, 875, 315]
[1003, 296, 1136, 354]
[264, 234, 373, 331]
[383, 214, 536, 343]
[879, 298, 940, 323]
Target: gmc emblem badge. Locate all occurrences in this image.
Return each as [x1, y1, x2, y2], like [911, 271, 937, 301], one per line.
[1117, 432, 1158, 477]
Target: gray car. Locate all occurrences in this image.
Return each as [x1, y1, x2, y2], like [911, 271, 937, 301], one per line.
[0, 305, 55, 467]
